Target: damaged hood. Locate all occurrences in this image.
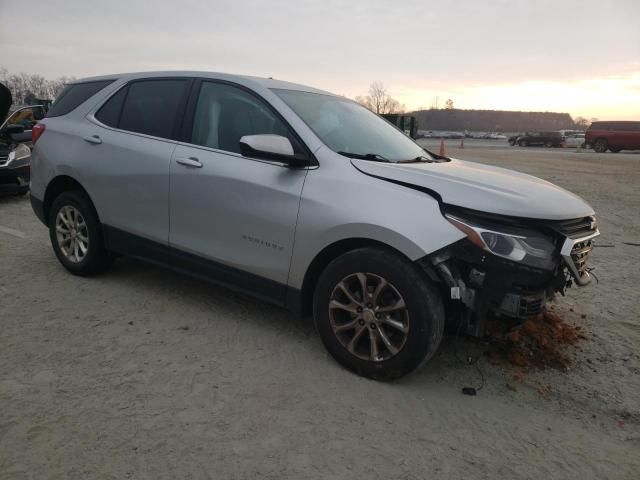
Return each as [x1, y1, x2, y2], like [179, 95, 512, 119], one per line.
[351, 158, 594, 220]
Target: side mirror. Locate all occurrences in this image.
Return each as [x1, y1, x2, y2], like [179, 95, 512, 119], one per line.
[239, 134, 308, 167]
[4, 124, 25, 134]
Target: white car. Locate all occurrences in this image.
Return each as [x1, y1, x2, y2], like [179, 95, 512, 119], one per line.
[564, 133, 586, 148]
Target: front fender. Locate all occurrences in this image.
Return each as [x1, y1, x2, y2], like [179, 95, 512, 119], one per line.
[287, 151, 465, 289]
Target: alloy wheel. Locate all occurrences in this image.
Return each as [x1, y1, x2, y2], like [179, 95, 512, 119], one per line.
[329, 272, 410, 362]
[55, 205, 89, 263]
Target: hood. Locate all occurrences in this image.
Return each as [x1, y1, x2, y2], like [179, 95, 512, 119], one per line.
[351, 158, 594, 220]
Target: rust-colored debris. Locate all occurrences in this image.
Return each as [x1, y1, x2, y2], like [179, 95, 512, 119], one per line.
[486, 309, 586, 371]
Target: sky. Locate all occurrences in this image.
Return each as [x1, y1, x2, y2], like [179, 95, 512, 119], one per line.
[1, 0, 639, 120]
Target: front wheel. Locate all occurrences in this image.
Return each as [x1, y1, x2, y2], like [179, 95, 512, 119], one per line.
[313, 248, 445, 380]
[518, 140, 528, 147]
[49, 191, 112, 276]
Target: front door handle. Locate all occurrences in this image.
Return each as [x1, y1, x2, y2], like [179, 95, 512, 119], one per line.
[176, 157, 203, 168]
[83, 135, 102, 145]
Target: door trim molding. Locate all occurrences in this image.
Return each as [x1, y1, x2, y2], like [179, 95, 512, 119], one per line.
[103, 225, 300, 309]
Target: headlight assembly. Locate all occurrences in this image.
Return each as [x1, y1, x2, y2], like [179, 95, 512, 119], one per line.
[445, 214, 557, 270]
[5, 143, 31, 167]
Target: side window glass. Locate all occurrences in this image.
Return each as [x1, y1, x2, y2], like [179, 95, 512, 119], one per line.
[191, 82, 289, 154]
[46, 80, 114, 118]
[119, 79, 188, 139]
[95, 86, 127, 127]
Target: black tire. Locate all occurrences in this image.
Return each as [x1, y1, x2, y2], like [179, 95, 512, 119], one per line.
[609, 147, 621, 153]
[48, 190, 112, 276]
[593, 138, 608, 153]
[544, 141, 553, 147]
[518, 140, 528, 147]
[313, 248, 445, 380]
[508, 139, 516, 146]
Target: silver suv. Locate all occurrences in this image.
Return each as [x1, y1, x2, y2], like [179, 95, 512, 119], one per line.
[30, 72, 599, 380]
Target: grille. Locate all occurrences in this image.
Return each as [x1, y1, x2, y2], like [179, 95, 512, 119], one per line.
[570, 238, 595, 278]
[551, 216, 598, 239]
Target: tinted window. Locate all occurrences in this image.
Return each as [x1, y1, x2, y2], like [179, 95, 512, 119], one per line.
[47, 80, 114, 117]
[191, 82, 289, 154]
[119, 80, 188, 139]
[95, 86, 127, 127]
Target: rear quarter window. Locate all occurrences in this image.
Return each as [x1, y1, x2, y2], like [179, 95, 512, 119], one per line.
[47, 80, 115, 118]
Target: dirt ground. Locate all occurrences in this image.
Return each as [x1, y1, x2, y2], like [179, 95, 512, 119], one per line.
[1, 144, 639, 479]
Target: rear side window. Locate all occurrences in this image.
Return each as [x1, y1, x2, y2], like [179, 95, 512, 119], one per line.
[47, 80, 114, 117]
[117, 79, 189, 139]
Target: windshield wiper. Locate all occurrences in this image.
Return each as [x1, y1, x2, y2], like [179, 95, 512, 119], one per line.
[338, 151, 390, 162]
[397, 150, 451, 163]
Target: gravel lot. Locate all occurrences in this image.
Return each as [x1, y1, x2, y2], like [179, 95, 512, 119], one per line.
[1, 144, 639, 479]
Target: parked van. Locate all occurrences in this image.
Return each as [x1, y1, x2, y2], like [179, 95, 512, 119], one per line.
[586, 121, 640, 153]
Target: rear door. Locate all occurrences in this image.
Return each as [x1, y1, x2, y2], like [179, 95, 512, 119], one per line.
[168, 80, 309, 300]
[84, 78, 191, 247]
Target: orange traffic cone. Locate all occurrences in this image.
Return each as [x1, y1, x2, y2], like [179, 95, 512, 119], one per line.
[459, 137, 464, 149]
[439, 139, 445, 156]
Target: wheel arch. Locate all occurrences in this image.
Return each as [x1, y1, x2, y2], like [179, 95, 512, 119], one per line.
[295, 238, 421, 318]
[43, 175, 99, 227]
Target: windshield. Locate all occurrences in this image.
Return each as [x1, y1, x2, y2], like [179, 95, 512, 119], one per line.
[273, 89, 432, 162]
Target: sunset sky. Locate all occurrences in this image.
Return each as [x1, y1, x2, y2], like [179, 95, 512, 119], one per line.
[1, 0, 638, 120]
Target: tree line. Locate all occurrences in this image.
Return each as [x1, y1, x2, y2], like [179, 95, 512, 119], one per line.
[0, 67, 73, 107]
[355, 81, 592, 132]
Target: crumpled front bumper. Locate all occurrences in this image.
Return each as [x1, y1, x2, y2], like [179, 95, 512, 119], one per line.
[424, 236, 592, 337]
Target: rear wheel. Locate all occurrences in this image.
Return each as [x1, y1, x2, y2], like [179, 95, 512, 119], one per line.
[313, 248, 444, 380]
[593, 138, 608, 153]
[49, 191, 112, 276]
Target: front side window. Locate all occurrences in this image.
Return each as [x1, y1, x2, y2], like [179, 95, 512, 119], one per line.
[273, 89, 431, 162]
[117, 79, 189, 139]
[191, 82, 289, 154]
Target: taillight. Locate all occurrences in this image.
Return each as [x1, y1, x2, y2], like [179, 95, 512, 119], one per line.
[32, 123, 46, 144]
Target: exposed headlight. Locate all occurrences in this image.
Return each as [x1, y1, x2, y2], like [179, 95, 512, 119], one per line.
[445, 214, 557, 270]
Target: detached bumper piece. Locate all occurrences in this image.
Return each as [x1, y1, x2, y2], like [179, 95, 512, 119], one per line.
[497, 291, 546, 318]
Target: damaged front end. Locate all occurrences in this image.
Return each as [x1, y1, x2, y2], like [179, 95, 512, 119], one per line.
[421, 207, 599, 337]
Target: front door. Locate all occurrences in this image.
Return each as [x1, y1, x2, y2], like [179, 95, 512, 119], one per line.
[169, 80, 308, 302]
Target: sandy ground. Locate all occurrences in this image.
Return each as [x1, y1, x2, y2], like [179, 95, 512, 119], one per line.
[1, 144, 639, 479]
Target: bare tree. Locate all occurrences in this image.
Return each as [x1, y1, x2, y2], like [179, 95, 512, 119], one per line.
[1, 67, 74, 106]
[574, 116, 591, 130]
[355, 82, 404, 114]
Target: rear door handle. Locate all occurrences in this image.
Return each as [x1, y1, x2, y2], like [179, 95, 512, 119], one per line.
[176, 157, 203, 168]
[83, 135, 102, 145]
